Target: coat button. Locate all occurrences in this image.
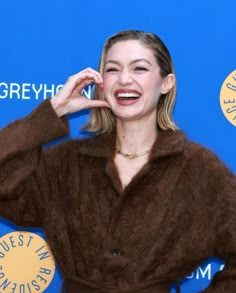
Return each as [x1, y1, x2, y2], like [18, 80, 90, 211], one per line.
[111, 248, 121, 256]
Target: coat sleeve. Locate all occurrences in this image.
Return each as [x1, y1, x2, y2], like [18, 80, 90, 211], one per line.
[197, 148, 236, 293]
[0, 99, 69, 228]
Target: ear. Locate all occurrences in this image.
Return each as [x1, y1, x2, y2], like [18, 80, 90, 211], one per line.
[161, 74, 175, 94]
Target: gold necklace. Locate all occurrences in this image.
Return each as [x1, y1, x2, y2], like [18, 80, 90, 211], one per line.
[115, 146, 151, 159]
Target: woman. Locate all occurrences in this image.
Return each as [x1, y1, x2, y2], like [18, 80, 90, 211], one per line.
[0, 30, 236, 292]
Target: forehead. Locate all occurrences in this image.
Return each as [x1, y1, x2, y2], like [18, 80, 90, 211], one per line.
[105, 40, 156, 63]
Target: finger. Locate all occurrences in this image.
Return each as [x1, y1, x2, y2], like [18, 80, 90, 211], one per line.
[84, 99, 111, 109]
[79, 67, 103, 84]
[75, 77, 94, 93]
[68, 73, 103, 95]
[55, 69, 103, 102]
[79, 72, 103, 86]
[71, 68, 103, 85]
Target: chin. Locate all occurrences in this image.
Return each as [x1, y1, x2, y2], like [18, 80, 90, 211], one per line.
[112, 107, 144, 120]
[115, 113, 144, 122]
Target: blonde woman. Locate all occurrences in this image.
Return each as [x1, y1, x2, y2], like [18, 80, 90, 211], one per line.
[0, 30, 235, 292]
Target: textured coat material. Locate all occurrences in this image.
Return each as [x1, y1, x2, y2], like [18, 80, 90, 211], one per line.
[0, 100, 236, 292]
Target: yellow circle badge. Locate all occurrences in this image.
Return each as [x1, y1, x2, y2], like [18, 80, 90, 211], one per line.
[0, 231, 55, 292]
[220, 70, 236, 126]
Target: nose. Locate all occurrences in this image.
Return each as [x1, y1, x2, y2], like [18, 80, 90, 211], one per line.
[117, 70, 133, 85]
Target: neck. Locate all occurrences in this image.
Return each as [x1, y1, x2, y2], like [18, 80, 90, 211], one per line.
[116, 118, 158, 154]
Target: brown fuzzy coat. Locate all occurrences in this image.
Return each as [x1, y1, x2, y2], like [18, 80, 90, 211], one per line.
[0, 100, 236, 293]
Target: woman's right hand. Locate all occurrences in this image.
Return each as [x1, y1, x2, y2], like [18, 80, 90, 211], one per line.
[51, 68, 110, 117]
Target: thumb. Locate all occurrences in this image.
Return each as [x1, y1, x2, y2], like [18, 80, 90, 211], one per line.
[86, 99, 111, 109]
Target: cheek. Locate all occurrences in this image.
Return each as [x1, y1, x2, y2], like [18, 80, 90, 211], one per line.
[103, 75, 115, 92]
[138, 75, 159, 89]
[144, 81, 163, 104]
[148, 80, 163, 95]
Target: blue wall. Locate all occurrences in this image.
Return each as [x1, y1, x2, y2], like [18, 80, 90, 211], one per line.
[0, 0, 235, 292]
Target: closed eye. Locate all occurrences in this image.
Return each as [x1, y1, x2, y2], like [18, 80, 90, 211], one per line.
[134, 67, 148, 71]
[105, 67, 119, 72]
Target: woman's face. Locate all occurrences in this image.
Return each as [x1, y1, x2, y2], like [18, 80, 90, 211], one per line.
[102, 40, 167, 123]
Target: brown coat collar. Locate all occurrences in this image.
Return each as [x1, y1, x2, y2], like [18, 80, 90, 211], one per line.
[78, 129, 186, 161]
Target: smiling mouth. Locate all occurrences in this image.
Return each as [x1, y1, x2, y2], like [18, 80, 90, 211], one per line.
[117, 93, 140, 100]
[114, 90, 141, 100]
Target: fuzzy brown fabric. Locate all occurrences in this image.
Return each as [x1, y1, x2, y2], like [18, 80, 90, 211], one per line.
[0, 99, 236, 292]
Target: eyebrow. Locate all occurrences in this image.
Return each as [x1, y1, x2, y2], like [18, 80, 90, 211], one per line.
[104, 58, 152, 66]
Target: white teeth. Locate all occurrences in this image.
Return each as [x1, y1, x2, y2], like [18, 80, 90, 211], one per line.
[117, 92, 140, 98]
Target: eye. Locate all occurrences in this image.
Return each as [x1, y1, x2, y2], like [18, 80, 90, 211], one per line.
[134, 66, 148, 72]
[105, 67, 119, 72]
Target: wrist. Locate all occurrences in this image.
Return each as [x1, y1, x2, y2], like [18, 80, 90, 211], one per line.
[50, 99, 67, 117]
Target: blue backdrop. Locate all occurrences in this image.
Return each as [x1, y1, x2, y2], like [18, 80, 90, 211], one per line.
[0, 0, 235, 292]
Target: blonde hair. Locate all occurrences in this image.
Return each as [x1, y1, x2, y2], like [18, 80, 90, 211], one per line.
[83, 30, 177, 134]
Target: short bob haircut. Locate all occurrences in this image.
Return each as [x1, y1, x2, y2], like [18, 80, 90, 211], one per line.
[83, 30, 177, 134]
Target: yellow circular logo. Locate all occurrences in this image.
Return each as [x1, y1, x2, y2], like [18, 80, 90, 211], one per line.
[0, 231, 55, 292]
[220, 70, 236, 126]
